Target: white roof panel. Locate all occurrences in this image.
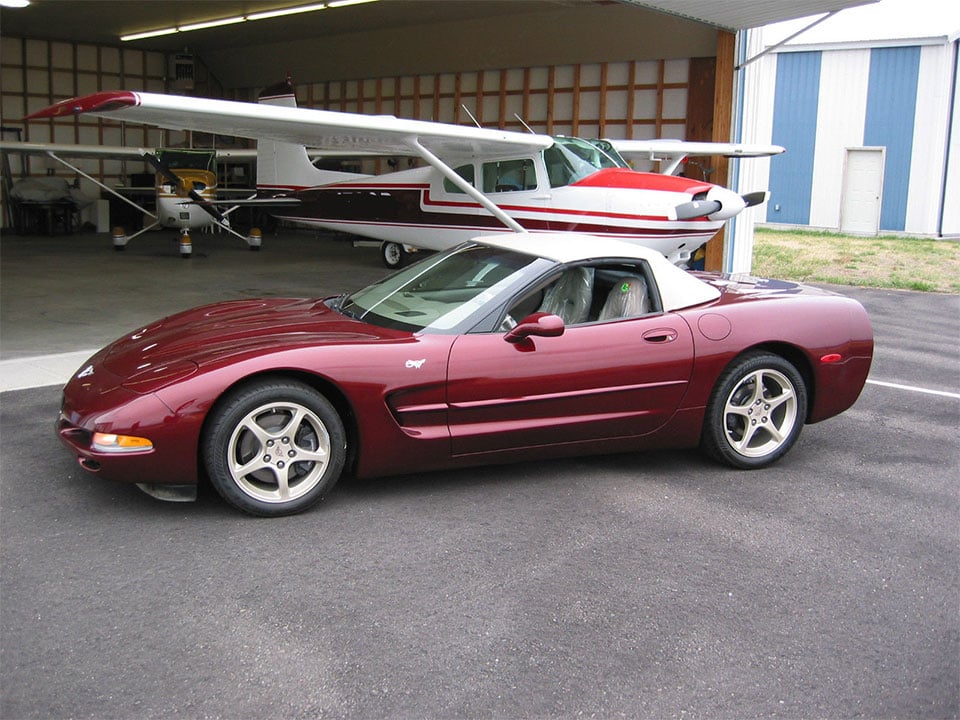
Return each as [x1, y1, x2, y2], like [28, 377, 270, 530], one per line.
[623, 0, 879, 30]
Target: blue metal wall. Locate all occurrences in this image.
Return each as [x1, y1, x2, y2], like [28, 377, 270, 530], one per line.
[864, 46, 922, 231]
[768, 52, 822, 225]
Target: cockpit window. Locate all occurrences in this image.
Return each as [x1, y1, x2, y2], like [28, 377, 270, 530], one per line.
[482, 158, 537, 193]
[586, 139, 629, 168]
[154, 149, 216, 172]
[543, 136, 622, 188]
[443, 164, 476, 193]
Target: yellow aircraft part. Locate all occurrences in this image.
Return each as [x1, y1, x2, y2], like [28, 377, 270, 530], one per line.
[157, 169, 217, 198]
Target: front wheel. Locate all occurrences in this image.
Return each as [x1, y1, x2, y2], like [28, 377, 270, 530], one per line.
[381, 241, 407, 268]
[202, 379, 346, 516]
[701, 352, 807, 469]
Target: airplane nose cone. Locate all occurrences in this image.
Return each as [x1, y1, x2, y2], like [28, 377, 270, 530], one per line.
[704, 186, 747, 221]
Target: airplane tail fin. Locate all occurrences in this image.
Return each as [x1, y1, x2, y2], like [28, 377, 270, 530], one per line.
[256, 78, 367, 191]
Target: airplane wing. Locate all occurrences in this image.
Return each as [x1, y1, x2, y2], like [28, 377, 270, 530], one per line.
[26, 91, 554, 161]
[0, 141, 353, 165]
[607, 138, 785, 175]
[0, 140, 149, 159]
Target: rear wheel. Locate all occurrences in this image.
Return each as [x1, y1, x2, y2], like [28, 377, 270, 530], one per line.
[203, 379, 346, 516]
[701, 352, 807, 469]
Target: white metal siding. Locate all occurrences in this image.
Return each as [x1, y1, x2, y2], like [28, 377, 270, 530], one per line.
[943, 55, 960, 236]
[906, 43, 954, 234]
[810, 49, 871, 229]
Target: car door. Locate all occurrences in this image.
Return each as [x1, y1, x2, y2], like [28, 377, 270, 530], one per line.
[445, 312, 694, 456]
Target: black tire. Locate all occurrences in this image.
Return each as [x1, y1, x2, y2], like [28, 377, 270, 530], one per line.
[381, 241, 406, 268]
[701, 352, 807, 469]
[202, 378, 346, 516]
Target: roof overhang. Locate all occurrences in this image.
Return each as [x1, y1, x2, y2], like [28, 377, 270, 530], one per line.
[620, 0, 880, 31]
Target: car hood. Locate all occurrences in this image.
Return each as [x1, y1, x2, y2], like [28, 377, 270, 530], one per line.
[101, 297, 404, 379]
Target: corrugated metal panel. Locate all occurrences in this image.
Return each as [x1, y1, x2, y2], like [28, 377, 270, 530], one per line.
[768, 51, 823, 225]
[942, 43, 960, 236]
[864, 46, 922, 231]
[627, 0, 878, 30]
[809, 48, 871, 227]
[905, 44, 954, 234]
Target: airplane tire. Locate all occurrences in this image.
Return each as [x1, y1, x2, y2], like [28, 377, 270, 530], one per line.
[381, 241, 406, 269]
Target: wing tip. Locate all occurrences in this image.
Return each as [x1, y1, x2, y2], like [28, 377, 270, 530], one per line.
[25, 91, 140, 120]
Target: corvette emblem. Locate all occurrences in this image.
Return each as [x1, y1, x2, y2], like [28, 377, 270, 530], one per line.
[405, 359, 426, 369]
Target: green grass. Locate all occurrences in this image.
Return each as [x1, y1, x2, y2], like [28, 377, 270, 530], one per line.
[751, 227, 960, 294]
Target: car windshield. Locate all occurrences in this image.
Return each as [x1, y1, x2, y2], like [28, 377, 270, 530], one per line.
[337, 244, 551, 333]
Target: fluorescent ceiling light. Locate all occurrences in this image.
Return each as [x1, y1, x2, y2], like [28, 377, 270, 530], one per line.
[247, 3, 327, 21]
[120, 1, 375, 42]
[121, 27, 179, 42]
[178, 16, 247, 33]
[0, 0, 31, 6]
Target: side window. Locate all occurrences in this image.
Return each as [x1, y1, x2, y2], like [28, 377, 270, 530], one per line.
[501, 262, 658, 331]
[442, 164, 476, 193]
[543, 144, 578, 188]
[482, 158, 537, 193]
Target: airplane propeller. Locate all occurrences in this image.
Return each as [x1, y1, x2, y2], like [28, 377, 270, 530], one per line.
[674, 190, 770, 220]
[674, 199, 722, 221]
[140, 151, 229, 226]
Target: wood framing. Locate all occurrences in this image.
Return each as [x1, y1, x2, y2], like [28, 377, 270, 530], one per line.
[705, 30, 737, 272]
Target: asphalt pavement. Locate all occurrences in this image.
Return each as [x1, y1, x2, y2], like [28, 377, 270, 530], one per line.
[1, 230, 958, 718]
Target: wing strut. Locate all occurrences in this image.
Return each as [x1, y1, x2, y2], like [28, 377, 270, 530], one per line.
[406, 137, 526, 234]
[44, 151, 157, 220]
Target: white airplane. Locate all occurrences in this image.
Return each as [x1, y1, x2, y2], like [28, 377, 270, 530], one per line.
[21, 78, 784, 266]
[0, 140, 263, 257]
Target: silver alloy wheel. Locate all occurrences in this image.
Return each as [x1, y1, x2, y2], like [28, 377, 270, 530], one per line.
[722, 367, 798, 458]
[226, 401, 331, 504]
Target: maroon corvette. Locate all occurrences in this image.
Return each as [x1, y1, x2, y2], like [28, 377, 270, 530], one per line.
[57, 233, 873, 516]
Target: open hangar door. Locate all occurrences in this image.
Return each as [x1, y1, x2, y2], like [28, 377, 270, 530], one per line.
[0, 0, 875, 270]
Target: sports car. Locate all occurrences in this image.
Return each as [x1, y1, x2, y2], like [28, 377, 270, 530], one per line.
[56, 233, 873, 516]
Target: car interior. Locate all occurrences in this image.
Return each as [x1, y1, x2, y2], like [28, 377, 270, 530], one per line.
[505, 261, 660, 329]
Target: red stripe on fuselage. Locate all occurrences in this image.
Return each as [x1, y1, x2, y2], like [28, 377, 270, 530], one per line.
[258, 182, 678, 224]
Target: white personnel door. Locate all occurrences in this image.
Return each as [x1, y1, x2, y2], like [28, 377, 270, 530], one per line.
[840, 147, 885, 235]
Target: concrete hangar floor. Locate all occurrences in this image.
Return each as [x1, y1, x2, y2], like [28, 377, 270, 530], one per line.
[1, 227, 958, 718]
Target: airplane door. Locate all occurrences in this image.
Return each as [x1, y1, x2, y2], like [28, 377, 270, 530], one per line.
[446, 316, 694, 457]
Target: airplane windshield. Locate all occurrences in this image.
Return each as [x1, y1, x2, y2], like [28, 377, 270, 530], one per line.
[586, 139, 630, 168]
[544, 136, 625, 188]
[155, 150, 216, 172]
[337, 244, 549, 333]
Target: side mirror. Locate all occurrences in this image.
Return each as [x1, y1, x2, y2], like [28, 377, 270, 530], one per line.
[504, 312, 565, 344]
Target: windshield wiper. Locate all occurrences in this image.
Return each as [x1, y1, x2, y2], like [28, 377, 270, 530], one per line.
[331, 293, 359, 320]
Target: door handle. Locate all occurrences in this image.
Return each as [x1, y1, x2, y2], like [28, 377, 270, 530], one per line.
[642, 328, 678, 343]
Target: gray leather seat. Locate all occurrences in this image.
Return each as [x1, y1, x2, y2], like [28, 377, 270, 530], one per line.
[538, 267, 594, 324]
[598, 275, 649, 321]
